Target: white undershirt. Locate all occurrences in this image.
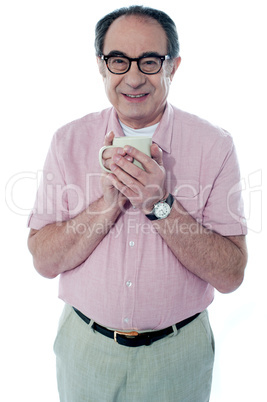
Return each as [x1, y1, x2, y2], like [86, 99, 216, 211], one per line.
[119, 121, 159, 137]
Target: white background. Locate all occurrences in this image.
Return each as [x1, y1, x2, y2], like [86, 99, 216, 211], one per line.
[1, 0, 266, 401]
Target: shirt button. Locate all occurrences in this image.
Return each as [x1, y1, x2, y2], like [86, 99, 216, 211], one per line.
[124, 317, 129, 323]
[129, 241, 135, 247]
[126, 281, 132, 287]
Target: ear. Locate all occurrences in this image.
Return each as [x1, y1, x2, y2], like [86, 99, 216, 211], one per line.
[97, 56, 106, 77]
[170, 56, 181, 81]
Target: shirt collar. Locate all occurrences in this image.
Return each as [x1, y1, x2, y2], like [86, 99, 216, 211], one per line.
[108, 103, 174, 154]
[152, 103, 174, 154]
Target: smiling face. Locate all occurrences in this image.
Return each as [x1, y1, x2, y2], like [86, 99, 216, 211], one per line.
[98, 15, 181, 129]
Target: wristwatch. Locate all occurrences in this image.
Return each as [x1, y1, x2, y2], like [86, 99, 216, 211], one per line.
[146, 193, 174, 221]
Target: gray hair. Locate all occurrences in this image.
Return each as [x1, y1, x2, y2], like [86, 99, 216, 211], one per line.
[95, 5, 180, 59]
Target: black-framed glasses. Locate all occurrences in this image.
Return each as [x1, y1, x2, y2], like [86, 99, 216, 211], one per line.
[100, 54, 171, 75]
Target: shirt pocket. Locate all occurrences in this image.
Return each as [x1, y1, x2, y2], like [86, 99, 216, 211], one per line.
[172, 180, 203, 221]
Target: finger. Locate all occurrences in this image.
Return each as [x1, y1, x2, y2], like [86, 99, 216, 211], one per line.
[105, 170, 131, 196]
[123, 145, 156, 173]
[102, 132, 126, 166]
[124, 155, 134, 162]
[111, 153, 147, 185]
[104, 131, 115, 146]
[150, 144, 164, 167]
[102, 147, 127, 167]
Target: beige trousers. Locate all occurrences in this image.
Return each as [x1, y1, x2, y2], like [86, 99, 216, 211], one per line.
[54, 304, 215, 402]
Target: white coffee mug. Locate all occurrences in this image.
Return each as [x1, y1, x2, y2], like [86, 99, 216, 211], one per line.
[99, 136, 152, 172]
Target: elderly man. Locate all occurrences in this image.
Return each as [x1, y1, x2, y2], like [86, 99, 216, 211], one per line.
[28, 6, 247, 402]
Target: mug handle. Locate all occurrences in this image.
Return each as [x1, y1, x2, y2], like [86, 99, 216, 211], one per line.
[99, 145, 114, 173]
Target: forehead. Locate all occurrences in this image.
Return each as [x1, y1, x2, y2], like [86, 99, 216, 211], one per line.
[103, 15, 168, 56]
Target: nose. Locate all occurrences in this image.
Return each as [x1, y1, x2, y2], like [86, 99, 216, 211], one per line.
[124, 61, 146, 88]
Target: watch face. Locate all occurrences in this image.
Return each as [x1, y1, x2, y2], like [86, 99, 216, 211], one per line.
[154, 202, 171, 219]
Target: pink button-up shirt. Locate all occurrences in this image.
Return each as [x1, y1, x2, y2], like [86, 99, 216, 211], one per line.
[28, 103, 247, 330]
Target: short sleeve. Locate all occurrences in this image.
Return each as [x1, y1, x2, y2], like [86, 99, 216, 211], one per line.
[202, 139, 247, 236]
[27, 132, 69, 229]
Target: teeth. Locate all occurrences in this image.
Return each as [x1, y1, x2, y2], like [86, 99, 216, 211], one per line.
[126, 94, 146, 98]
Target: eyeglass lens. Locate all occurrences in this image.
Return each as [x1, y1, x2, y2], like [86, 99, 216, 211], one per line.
[107, 56, 162, 74]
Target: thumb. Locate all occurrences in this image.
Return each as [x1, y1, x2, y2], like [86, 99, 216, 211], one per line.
[104, 131, 115, 146]
[151, 143, 164, 167]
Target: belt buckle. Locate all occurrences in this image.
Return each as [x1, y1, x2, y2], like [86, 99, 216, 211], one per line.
[114, 330, 139, 343]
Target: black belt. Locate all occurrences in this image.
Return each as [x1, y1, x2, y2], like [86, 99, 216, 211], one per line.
[73, 307, 200, 347]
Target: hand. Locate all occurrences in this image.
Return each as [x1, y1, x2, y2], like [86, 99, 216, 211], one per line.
[101, 131, 133, 171]
[108, 143, 167, 214]
[101, 131, 128, 211]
